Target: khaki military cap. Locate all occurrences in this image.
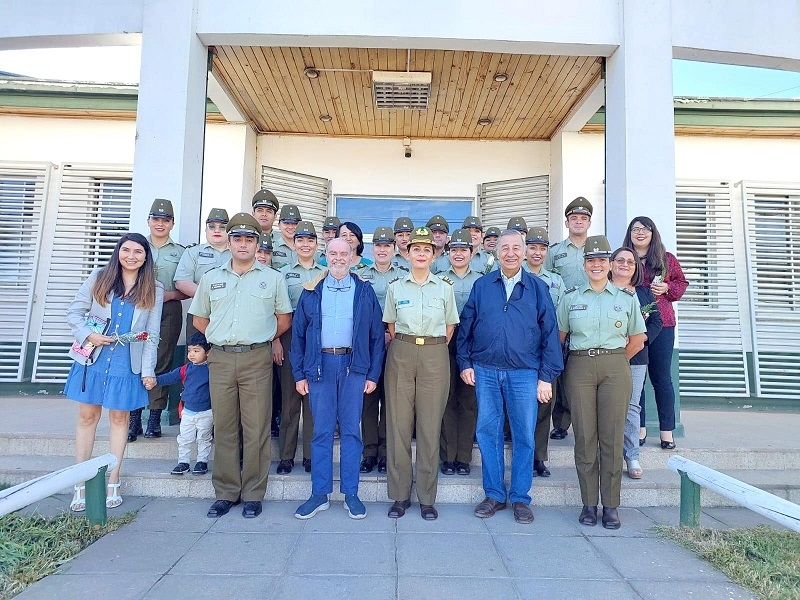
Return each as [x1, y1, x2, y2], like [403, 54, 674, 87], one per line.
[206, 208, 229, 223]
[507, 216, 528, 232]
[565, 196, 593, 217]
[279, 204, 302, 223]
[426, 215, 449, 233]
[294, 220, 317, 238]
[525, 227, 549, 245]
[252, 189, 279, 212]
[258, 232, 273, 250]
[226, 212, 262, 237]
[449, 228, 472, 249]
[409, 227, 436, 247]
[462, 215, 483, 231]
[394, 217, 414, 233]
[484, 226, 501, 239]
[583, 235, 612, 258]
[373, 226, 395, 244]
[322, 216, 342, 231]
[149, 198, 174, 218]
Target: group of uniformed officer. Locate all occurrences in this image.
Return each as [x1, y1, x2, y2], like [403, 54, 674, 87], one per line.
[142, 187, 645, 525]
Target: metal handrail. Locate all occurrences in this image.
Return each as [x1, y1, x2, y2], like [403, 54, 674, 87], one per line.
[0, 453, 118, 525]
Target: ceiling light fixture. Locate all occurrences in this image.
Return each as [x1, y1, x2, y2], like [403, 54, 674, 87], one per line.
[478, 118, 492, 126]
[319, 114, 332, 122]
[493, 73, 509, 82]
[304, 67, 320, 79]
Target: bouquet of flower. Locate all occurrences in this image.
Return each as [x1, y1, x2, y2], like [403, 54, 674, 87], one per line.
[110, 331, 160, 345]
[640, 301, 658, 320]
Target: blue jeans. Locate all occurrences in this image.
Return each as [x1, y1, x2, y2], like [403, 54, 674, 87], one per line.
[308, 353, 366, 496]
[624, 365, 647, 462]
[474, 364, 539, 505]
[639, 326, 676, 432]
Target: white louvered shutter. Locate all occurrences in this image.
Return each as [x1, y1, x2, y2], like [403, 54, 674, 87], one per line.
[479, 175, 549, 231]
[0, 162, 50, 381]
[261, 166, 330, 230]
[742, 181, 800, 399]
[32, 164, 132, 382]
[675, 181, 750, 397]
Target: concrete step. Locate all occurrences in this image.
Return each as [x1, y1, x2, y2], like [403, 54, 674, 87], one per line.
[4, 430, 800, 471]
[2, 454, 799, 507]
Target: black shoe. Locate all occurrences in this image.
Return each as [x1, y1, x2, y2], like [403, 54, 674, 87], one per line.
[579, 505, 598, 526]
[602, 506, 621, 529]
[377, 457, 387, 473]
[639, 435, 647, 447]
[440, 461, 456, 475]
[128, 409, 143, 442]
[207, 499, 240, 518]
[192, 461, 208, 475]
[302, 458, 311, 473]
[533, 460, 551, 478]
[455, 461, 470, 475]
[277, 459, 294, 474]
[420, 504, 438, 520]
[360, 456, 377, 473]
[171, 462, 190, 475]
[549, 428, 568, 440]
[387, 499, 411, 518]
[242, 501, 263, 518]
[660, 439, 677, 450]
[144, 409, 162, 438]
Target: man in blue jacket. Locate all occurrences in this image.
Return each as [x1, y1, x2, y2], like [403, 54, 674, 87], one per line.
[457, 230, 563, 524]
[290, 238, 386, 520]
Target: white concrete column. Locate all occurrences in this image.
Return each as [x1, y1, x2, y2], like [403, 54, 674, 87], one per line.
[605, 0, 676, 250]
[130, 0, 208, 244]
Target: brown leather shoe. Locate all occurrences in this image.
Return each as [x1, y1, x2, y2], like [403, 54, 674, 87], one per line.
[387, 499, 411, 519]
[420, 504, 438, 520]
[512, 502, 534, 524]
[579, 505, 598, 526]
[474, 497, 507, 518]
[602, 506, 621, 529]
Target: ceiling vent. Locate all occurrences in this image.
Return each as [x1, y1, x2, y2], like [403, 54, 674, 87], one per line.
[372, 71, 432, 110]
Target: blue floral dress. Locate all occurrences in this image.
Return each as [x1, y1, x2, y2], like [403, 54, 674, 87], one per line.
[64, 295, 149, 411]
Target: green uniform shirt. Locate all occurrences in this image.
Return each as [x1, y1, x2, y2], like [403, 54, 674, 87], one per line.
[556, 282, 646, 350]
[470, 249, 496, 275]
[383, 271, 460, 337]
[544, 238, 587, 289]
[431, 253, 450, 274]
[280, 260, 326, 310]
[148, 236, 185, 293]
[439, 267, 482, 315]
[271, 237, 297, 271]
[392, 252, 410, 270]
[173, 242, 230, 284]
[355, 263, 408, 311]
[523, 264, 564, 308]
[189, 259, 292, 346]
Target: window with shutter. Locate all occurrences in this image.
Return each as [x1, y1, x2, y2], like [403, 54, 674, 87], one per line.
[478, 175, 549, 231]
[0, 163, 49, 381]
[32, 164, 132, 383]
[260, 166, 330, 230]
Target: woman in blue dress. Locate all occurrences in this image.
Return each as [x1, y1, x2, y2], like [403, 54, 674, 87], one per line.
[64, 233, 163, 511]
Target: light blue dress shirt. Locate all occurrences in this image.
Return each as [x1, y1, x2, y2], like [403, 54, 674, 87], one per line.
[320, 273, 355, 348]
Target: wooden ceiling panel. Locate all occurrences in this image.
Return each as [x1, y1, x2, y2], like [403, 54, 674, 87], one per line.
[212, 46, 603, 140]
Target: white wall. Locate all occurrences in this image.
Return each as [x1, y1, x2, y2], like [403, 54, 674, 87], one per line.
[257, 135, 550, 211]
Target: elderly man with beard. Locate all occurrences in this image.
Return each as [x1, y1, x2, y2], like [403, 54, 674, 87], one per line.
[290, 238, 385, 519]
[457, 230, 563, 524]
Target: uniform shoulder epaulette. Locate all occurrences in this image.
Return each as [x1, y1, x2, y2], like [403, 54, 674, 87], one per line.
[440, 275, 454, 285]
[564, 286, 577, 294]
[388, 276, 402, 284]
[620, 287, 635, 296]
[396, 264, 410, 272]
[269, 265, 281, 272]
[184, 242, 197, 249]
[549, 241, 558, 248]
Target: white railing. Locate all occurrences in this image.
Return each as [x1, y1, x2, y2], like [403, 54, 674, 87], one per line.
[668, 455, 800, 532]
[0, 453, 118, 525]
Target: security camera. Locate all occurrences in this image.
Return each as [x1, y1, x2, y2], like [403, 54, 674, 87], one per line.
[404, 148, 412, 159]
[403, 137, 412, 159]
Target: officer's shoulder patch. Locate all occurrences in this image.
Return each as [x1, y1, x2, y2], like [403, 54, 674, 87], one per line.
[285, 272, 301, 279]
[620, 287, 635, 296]
[184, 242, 198, 249]
[396, 265, 410, 272]
[440, 276, 454, 285]
[388, 276, 402, 284]
[564, 286, 577, 294]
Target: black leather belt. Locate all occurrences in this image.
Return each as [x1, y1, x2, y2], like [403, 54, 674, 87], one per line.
[569, 348, 626, 357]
[212, 342, 271, 353]
[322, 347, 352, 355]
[395, 333, 447, 346]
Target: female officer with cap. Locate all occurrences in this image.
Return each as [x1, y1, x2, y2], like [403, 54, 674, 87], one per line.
[556, 235, 646, 530]
[383, 227, 459, 521]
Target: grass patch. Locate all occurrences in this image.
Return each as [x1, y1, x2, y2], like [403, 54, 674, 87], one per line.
[0, 511, 135, 599]
[656, 525, 800, 600]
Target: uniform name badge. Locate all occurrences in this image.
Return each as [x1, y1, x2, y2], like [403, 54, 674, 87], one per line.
[397, 299, 411, 308]
[210, 282, 226, 290]
[274, 251, 286, 257]
[555, 252, 568, 260]
[569, 304, 587, 311]
[286, 272, 301, 279]
[199, 252, 214, 258]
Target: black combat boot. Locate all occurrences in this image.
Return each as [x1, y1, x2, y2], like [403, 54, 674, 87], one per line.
[128, 408, 143, 442]
[144, 409, 162, 438]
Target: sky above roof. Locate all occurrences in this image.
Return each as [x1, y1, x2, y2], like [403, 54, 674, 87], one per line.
[0, 46, 799, 99]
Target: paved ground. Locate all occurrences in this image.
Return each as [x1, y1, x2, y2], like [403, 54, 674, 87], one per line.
[16, 496, 778, 600]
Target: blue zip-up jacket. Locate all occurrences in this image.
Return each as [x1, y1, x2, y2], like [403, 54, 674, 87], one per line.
[155, 362, 211, 412]
[456, 268, 563, 383]
[290, 271, 386, 383]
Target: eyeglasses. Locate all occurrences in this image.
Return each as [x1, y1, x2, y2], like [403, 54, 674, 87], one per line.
[207, 224, 226, 231]
[630, 226, 651, 234]
[326, 284, 352, 292]
[613, 258, 637, 266]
